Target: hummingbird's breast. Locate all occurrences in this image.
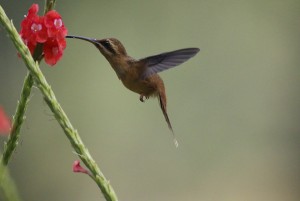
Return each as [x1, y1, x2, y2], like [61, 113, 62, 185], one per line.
[121, 72, 163, 97]
[111, 57, 164, 97]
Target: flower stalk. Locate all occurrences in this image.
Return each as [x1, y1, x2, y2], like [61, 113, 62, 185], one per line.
[1, 0, 55, 168]
[0, 163, 21, 201]
[1, 73, 33, 166]
[0, 4, 118, 201]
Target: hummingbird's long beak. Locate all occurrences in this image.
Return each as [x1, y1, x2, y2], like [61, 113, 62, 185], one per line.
[66, 35, 99, 44]
[66, 35, 115, 57]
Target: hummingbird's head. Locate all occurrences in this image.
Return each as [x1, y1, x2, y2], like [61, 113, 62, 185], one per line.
[66, 35, 127, 58]
[95, 38, 127, 57]
[66, 35, 130, 78]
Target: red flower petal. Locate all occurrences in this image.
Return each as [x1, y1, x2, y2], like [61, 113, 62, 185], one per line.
[0, 107, 11, 135]
[44, 10, 61, 27]
[44, 10, 67, 39]
[43, 38, 66, 66]
[28, 4, 39, 16]
[20, 5, 48, 46]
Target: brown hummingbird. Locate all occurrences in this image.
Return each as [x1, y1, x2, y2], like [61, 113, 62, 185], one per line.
[66, 35, 200, 146]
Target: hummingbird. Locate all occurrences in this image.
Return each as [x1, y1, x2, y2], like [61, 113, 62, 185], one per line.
[66, 35, 200, 146]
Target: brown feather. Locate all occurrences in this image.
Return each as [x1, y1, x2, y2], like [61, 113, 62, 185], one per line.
[158, 88, 178, 147]
[158, 90, 172, 131]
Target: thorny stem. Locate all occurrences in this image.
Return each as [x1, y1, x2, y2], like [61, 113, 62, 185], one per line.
[0, 3, 118, 201]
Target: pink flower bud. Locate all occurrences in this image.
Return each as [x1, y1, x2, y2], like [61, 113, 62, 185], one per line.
[73, 160, 89, 175]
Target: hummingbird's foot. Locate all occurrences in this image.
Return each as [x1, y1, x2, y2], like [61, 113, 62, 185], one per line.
[140, 94, 145, 102]
[139, 94, 149, 102]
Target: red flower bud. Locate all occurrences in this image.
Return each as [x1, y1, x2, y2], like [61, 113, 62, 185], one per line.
[0, 106, 11, 135]
[73, 160, 89, 175]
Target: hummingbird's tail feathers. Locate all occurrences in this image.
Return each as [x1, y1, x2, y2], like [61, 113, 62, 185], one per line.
[158, 92, 179, 147]
[158, 92, 172, 131]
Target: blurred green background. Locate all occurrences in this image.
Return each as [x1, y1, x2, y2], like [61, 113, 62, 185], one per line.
[1, 0, 300, 200]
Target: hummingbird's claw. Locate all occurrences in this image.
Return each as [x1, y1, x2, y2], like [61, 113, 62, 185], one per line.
[140, 94, 145, 102]
[139, 94, 149, 102]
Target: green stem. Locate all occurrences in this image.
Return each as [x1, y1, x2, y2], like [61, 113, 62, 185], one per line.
[1, 43, 42, 166]
[1, 0, 54, 168]
[0, 160, 21, 201]
[0, 1, 53, 200]
[44, 0, 57, 13]
[0, 4, 118, 201]
[1, 73, 33, 165]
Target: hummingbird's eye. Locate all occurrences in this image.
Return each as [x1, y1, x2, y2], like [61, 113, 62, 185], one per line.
[100, 40, 116, 54]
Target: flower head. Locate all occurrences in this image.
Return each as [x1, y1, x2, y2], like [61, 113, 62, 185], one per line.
[19, 4, 67, 66]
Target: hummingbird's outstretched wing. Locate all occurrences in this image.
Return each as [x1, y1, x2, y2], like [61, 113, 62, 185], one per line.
[139, 48, 200, 79]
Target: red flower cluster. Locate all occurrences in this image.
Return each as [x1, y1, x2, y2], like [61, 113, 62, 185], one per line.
[0, 106, 11, 135]
[20, 4, 67, 66]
